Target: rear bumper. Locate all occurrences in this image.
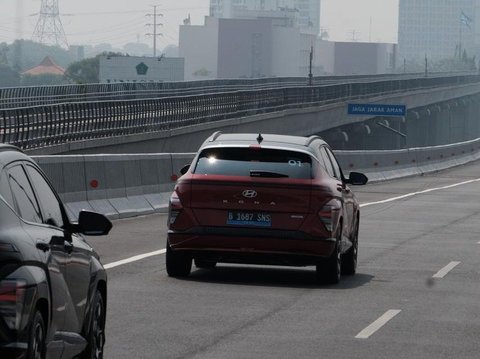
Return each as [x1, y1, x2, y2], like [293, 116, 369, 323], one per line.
[168, 227, 336, 266]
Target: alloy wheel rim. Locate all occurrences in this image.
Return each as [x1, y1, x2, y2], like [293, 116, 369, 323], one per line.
[93, 301, 105, 359]
[336, 242, 341, 279]
[353, 224, 359, 269]
[33, 321, 44, 359]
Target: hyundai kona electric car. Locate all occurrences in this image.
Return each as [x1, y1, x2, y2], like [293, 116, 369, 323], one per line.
[166, 132, 368, 284]
[0, 144, 112, 359]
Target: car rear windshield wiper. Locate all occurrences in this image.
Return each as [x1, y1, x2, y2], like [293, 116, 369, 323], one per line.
[250, 170, 289, 178]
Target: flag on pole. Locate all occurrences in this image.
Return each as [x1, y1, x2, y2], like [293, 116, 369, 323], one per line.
[460, 11, 473, 28]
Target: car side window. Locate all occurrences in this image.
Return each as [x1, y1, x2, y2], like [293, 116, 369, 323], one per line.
[7, 165, 42, 224]
[319, 147, 335, 178]
[25, 165, 64, 228]
[324, 147, 342, 180]
[0, 169, 15, 209]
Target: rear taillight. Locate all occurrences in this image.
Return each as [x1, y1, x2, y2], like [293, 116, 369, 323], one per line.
[318, 200, 341, 232]
[168, 191, 183, 226]
[0, 280, 26, 331]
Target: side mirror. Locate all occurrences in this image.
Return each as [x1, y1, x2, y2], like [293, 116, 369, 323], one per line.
[180, 164, 190, 175]
[346, 172, 368, 186]
[77, 211, 112, 236]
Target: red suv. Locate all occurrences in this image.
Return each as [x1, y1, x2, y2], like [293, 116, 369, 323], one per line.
[166, 133, 368, 284]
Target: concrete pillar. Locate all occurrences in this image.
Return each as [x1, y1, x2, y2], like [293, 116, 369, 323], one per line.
[346, 123, 372, 150]
[406, 110, 429, 147]
[464, 97, 480, 140]
[449, 101, 466, 144]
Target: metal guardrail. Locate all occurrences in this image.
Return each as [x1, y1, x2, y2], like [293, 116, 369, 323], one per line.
[0, 72, 471, 109]
[2, 74, 480, 151]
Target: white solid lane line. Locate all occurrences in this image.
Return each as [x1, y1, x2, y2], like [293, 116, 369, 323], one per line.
[360, 178, 480, 208]
[432, 261, 461, 279]
[355, 310, 402, 339]
[104, 249, 166, 270]
[104, 178, 480, 270]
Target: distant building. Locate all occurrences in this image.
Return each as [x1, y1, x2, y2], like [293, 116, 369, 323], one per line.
[22, 56, 65, 76]
[180, 16, 323, 80]
[98, 56, 184, 83]
[180, 16, 395, 80]
[333, 42, 397, 75]
[398, 0, 476, 63]
[69, 46, 85, 62]
[209, 0, 321, 35]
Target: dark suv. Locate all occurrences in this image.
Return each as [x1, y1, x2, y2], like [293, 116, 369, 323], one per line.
[167, 133, 368, 284]
[0, 144, 112, 359]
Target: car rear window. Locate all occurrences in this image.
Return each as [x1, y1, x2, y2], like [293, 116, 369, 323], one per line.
[194, 147, 312, 179]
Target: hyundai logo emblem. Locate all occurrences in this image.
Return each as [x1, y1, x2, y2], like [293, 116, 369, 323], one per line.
[242, 190, 258, 198]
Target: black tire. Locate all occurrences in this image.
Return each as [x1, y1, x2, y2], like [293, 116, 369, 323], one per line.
[316, 236, 342, 285]
[194, 259, 217, 269]
[81, 290, 106, 359]
[166, 241, 192, 277]
[341, 220, 359, 276]
[27, 311, 46, 359]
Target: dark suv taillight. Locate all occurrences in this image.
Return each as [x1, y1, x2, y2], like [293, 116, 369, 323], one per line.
[0, 279, 26, 331]
[168, 191, 183, 227]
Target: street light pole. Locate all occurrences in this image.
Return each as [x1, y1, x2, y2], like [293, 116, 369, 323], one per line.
[308, 45, 313, 85]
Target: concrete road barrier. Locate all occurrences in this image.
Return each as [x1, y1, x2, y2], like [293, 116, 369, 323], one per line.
[34, 138, 480, 219]
[34, 153, 195, 220]
[336, 138, 480, 182]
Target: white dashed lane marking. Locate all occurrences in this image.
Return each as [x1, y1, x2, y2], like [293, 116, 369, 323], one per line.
[355, 310, 402, 339]
[432, 261, 461, 279]
[104, 178, 480, 270]
[104, 249, 166, 269]
[360, 178, 480, 208]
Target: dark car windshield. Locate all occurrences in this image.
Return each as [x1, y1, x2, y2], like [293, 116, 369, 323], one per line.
[194, 147, 312, 179]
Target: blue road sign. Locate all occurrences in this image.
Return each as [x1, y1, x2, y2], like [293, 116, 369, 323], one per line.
[348, 103, 407, 117]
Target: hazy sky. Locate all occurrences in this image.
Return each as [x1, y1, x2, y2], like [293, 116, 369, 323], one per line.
[0, 0, 399, 48]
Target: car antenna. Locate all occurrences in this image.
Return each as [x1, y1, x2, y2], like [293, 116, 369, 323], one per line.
[257, 134, 264, 144]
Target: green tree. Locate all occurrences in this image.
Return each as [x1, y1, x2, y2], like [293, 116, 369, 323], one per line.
[0, 43, 9, 65]
[0, 64, 20, 87]
[65, 52, 123, 84]
[6, 40, 73, 72]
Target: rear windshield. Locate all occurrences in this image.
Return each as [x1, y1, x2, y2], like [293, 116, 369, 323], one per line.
[194, 147, 312, 179]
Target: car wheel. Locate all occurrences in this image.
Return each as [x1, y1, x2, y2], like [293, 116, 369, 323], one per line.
[27, 311, 46, 359]
[316, 235, 341, 285]
[166, 241, 192, 277]
[194, 259, 217, 269]
[81, 290, 105, 359]
[341, 221, 359, 276]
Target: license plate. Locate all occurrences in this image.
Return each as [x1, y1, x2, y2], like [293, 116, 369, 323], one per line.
[227, 211, 271, 227]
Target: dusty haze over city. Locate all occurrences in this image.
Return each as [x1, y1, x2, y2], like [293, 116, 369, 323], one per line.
[0, 0, 398, 48]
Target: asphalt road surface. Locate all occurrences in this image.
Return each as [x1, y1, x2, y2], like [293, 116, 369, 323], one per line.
[88, 160, 480, 359]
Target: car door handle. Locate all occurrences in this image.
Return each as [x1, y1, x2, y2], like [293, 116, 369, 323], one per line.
[36, 241, 50, 252]
[50, 236, 73, 254]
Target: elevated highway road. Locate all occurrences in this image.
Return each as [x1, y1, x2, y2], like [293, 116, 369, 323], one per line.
[89, 160, 480, 359]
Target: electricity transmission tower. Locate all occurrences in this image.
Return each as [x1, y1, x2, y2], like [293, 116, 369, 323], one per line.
[32, 0, 68, 48]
